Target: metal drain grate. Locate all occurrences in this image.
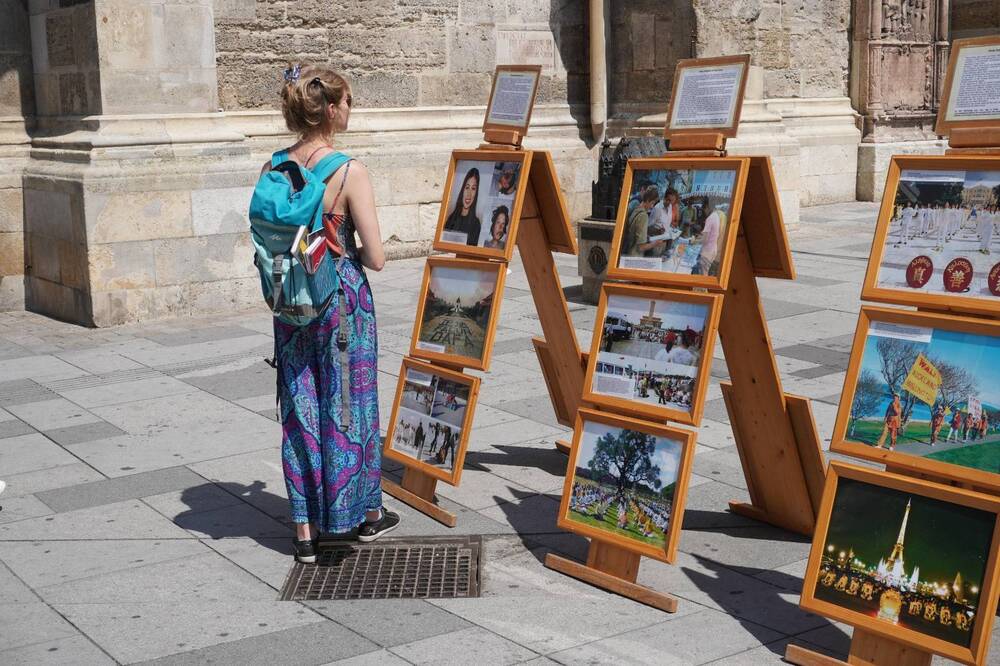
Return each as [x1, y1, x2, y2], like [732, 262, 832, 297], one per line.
[279, 536, 481, 601]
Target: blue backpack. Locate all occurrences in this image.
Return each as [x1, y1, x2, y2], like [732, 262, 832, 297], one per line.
[249, 150, 352, 327]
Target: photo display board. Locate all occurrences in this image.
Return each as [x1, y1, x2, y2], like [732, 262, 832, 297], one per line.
[665, 54, 750, 139]
[557, 408, 697, 564]
[861, 155, 1000, 315]
[800, 462, 1000, 666]
[384, 358, 480, 485]
[434, 150, 532, 261]
[583, 283, 722, 426]
[936, 36, 1000, 137]
[832, 306, 1000, 490]
[607, 156, 750, 291]
[410, 256, 506, 371]
[482, 64, 542, 135]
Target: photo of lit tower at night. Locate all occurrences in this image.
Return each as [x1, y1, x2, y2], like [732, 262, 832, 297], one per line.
[814, 478, 996, 647]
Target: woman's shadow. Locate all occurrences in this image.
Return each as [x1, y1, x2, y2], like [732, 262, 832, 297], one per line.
[173, 480, 300, 556]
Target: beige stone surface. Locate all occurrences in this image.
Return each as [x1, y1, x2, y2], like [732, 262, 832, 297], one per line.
[0, 232, 24, 278]
[88, 242, 157, 292]
[191, 187, 253, 237]
[153, 233, 255, 287]
[86, 191, 193, 245]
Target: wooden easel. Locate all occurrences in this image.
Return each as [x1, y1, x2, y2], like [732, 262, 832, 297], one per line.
[382, 124, 585, 526]
[785, 50, 1000, 666]
[663, 134, 827, 537]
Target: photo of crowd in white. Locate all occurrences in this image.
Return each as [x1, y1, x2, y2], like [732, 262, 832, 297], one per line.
[389, 367, 471, 474]
[592, 294, 710, 414]
[617, 167, 737, 278]
[878, 168, 1000, 298]
[440, 159, 522, 250]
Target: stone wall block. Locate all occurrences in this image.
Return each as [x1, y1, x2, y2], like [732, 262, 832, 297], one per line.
[191, 187, 253, 236]
[153, 233, 255, 287]
[366, 153, 447, 206]
[0, 55, 36, 116]
[504, 0, 550, 23]
[71, 1, 99, 69]
[418, 71, 490, 106]
[88, 242, 157, 292]
[0, 1, 32, 54]
[24, 232, 61, 284]
[162, 3, 217, 70]
[213, 0, 257, 21]
[418, 202, 442, 237]
[95, 0, 154, 69]
[25, 276, 88, 325]
[654, 16, 691, 71]
[23, 188, 80, 244]
[0, 231, 24, 279]
[57, 71, 88, 115]
[764, 69, 801, 98]
[459, 0, 505, 24]
[377, 204, 422, 243]
[630, 13, 656, 71]
[186, 276, 260, 314]
[0, 189, 22, 234]
[350, 72, 420, 109]
[448, 25, 495, 73]
[328, 26, 447, 73]
[86, 190, 192, 245]
[45, 13, 76, 67]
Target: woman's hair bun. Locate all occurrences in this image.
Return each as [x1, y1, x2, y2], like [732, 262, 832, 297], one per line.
[280, 63, 349, 136]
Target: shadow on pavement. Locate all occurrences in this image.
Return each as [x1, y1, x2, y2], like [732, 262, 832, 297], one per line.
[174, 480, 293, 555]
[684, 555, 851, 659]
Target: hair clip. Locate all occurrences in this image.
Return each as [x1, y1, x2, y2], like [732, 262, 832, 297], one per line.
[283, 64, 301, 83]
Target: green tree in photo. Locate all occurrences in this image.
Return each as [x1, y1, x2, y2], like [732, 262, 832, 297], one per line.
[850, 369, 882, 436]
[588, 429, 662, 504]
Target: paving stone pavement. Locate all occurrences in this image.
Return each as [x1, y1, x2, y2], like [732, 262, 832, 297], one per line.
[1, 201, 998, 665]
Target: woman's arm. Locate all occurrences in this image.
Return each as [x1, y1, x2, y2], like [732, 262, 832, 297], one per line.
[341, 162, 386, 272]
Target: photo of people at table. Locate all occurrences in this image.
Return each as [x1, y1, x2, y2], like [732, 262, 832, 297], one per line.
[440, 159, 523, 251]
[617, 167, 737, 278]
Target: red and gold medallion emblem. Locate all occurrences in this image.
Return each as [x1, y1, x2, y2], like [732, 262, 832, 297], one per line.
[943, 258, 973, 293]
[905, 256, 933, 288]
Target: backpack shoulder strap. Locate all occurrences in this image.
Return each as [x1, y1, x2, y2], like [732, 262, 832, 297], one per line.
[270, 150, 289, 168]
[311, 152, 352, 183]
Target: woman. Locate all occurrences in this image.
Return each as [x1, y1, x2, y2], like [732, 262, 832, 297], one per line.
[267, 63, 399, 564]
[484, 205, 510, 249]
[444, 168, 482, 246]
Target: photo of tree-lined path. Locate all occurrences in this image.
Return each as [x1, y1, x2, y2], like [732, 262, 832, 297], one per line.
[847, 322, 1000, 473]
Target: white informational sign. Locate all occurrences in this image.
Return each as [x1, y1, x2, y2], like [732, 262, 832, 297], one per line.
[485, 69, 539, 128]
[496, 31, 555, 71]
[868, 321, 933, 344]
[669, 62, 746, 131]
[969, 396, 982, 421]
[945, 43, 1000, 124]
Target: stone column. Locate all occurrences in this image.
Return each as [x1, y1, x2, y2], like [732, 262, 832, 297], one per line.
[24, 0, 258, 326]
[852, 0, 950, 201]
[0, 0, 35, 311]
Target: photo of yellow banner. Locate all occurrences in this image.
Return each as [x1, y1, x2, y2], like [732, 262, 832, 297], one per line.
[902, 353, 942, 406]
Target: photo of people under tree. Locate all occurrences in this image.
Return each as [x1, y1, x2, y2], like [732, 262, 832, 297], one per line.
[617, 167, 737, 278]
[417, 265, 498, 362]
[440, 159, 523, 250]
[567, 419, 684, 551]
[592, 294, 709, 414]
[846, 318, 1000, 474]
[814, 477, 994, 647]
[390, 368, 471, 474]
[877, 168, 1000, 299]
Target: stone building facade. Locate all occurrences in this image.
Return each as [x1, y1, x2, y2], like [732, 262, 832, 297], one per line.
[0, 0, 997, 325]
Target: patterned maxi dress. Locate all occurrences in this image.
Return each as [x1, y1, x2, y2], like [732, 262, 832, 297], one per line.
[274, 164, 382, 534]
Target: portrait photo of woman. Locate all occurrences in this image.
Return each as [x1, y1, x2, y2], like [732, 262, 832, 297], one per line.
[484, 205, 510, 250]
[443, 166, 482, 246]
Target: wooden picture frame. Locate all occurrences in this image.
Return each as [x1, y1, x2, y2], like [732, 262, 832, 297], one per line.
[800, 461, 1000, 666]
[433, 149, 532, 261]
[831, 305, 1000, 491]
[606, 156, 750, 291]
[861, 154, 1000, 316]
[383, 358, 481, 486]
[556, 408, 697, 564]
[410, 256, 506, 371]
[583, 283, 722, 426]
[664, 54, 750, 139]
[935, 36, 1000, 138]
[482, 64, 542, 136]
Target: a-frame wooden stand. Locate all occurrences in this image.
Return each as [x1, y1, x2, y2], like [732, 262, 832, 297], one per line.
[784, 98, 1000, 666]
[382, 129, 585, 526]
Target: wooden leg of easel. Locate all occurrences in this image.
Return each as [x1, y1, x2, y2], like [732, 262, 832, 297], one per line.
[543, 539, 679, 613]
[785, 629, 932, 666]
[381, 467, 457, 528]
[717, 234, 822, 536]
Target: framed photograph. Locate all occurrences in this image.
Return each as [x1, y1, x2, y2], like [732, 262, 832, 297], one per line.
[832, 306, 1000, 490]
[861, 155, 1000, 315]
[433, 150, 531, 261]
[607, 157, 750, 290]
[383, 358, 480, 485]
[936, 36, 1000, 137]
[664, 54, 750, 139]
[800, 462, 1000, 665]
[583, 283, 722, 426]
[557, 408, 697, 563]
[410, 256, 506, 371]
[482, 64, 542, 135]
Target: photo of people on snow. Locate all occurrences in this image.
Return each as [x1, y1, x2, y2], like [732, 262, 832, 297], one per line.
[390, 368, 471, 473]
